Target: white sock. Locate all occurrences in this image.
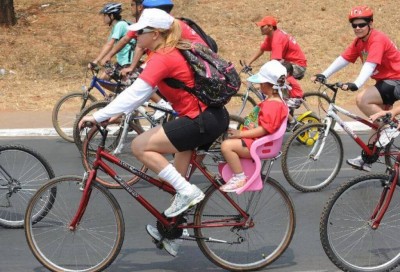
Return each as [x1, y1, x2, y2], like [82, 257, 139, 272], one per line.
[158, 164, 191, 193]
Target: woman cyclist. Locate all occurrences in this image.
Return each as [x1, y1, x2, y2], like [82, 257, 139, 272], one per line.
[79, 8, 230, 257]
[312, 5, 400, 172]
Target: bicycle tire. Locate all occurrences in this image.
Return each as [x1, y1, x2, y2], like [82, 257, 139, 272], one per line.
[300, 92, 331, 121]
[0, 145, 56, 228]
[81, 123, 148, 188]
[320, 174, 400, 272]
[25, 175, 124, 272]
[194, 176, 295, 271]
[230, 93, 258, 117]
[52, 92, 97, 142]
[73, 100, 111, 151]
[281, 123, 343, 192]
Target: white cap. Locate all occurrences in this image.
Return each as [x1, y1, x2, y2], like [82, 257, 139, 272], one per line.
[128, 8, 174, 31]
[247, 60, 287, 85]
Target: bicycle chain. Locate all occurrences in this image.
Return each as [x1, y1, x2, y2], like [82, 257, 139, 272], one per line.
[361, 144, 380, 164]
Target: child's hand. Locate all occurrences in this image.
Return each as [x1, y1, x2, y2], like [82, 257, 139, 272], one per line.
[227, 128, 241, 139]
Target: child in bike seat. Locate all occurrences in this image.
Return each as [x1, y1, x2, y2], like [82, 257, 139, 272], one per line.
[281, 61, 304, 131]
[220, 60, 289, 192]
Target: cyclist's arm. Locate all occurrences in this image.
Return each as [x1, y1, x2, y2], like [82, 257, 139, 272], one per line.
[93, 78, 155, 122]
[248, 49, 264, 67]
[92, 39, 115, 65]
[353, 62, 377, 88]
[120, 46, 145, 76]
[101, 35, 132, 65]
[321, 56, 349, 78]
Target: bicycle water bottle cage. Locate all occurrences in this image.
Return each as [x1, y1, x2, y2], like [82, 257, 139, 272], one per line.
[218, 117, 288, 194]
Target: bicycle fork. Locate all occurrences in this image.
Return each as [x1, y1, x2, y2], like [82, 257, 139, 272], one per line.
[369, 170, 398, 229]
[68, 170, 96, 231]
[309, 118, 333, 160]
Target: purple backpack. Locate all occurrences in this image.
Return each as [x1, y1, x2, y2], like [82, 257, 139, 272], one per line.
[165, 43, 241, 107]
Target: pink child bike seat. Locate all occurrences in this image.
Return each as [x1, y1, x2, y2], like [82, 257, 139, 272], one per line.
[218, 117, 288, 194]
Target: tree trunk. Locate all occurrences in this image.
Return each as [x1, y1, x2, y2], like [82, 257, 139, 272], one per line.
[0, 0, 17, 26]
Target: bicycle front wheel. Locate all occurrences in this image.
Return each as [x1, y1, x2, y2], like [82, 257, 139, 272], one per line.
[81, 123, 147, 188]
[320, 174, 400, 272]
[281, 123, 343, 192]
[298, 92, 331, 121]
[194, 177, 295, 271]
[52, 92, 97, 142]
[0, 145, 55, 228]
[25, 176, 124, 272]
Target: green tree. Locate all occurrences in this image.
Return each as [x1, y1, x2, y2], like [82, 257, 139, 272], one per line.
[0, 0, 16, 26]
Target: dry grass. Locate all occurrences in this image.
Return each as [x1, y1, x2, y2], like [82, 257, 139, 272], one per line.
[0, 0, 399, 112]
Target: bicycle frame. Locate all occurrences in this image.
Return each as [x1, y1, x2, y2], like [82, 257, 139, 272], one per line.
[70, 127, 250, 233]
[312, 103, 380, 160]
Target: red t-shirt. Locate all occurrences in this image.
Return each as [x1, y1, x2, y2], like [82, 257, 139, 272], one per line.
[260, 29, 307, 67]
[287, 75, 303, 98]
[242, 100, 288, 148]
[341, 29, 400, 80]
[139, 48, 207, 118]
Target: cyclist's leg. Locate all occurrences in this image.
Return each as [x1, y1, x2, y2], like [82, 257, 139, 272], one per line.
[194, 177, 295, 271]
[320, 174, 400, 272]
[25, 176, 124, 272]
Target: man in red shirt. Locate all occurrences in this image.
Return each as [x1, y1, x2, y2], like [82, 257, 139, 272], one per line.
[313, 5, 400, 172]
[247, 16, 307, 80]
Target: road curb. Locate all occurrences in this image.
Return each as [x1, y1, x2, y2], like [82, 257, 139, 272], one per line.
[0, 122, 371, 137]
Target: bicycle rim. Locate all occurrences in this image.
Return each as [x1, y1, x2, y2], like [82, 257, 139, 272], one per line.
[282, 123, 343, 192]
[194, 177, 295, 271]
[320, 174, 400, 272]
[25, 176, 124, 272]
[52, 92, 97, 142]
[0, 145, 55, 228]
[81, 124, 147, 188]
[384, 136, 400, 168]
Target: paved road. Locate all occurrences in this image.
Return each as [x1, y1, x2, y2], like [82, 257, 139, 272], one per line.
[0, 134, 388, 272]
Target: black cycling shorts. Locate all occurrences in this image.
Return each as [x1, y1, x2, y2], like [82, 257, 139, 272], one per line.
[376, 79, 400, 105]
[163, 107, 229, 152]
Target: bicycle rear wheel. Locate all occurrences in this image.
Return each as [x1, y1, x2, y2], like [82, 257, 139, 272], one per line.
[25, 176, 124, 272]
[81, 123, 147, 188]
[281, 123, 343, 192]
[194, 177, 295, 271]
[320, 174, 400, 272]
[0, 145, 55, 228]
[52, 92, 97, 142]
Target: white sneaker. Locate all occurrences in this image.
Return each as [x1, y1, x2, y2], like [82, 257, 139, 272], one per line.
[346, 156, 371, 172]
[164, 184, 204, 218]
[376, 126, 400, 147]
[146, 224, 179, 257]
[153, 100, 173, 121]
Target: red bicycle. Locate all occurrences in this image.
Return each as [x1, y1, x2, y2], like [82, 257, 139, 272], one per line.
[320, 116, 400, 272]
[24, 124, 295, 272]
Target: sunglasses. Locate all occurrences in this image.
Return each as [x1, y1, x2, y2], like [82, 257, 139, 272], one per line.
[351, 22, 368, 29]
[137, 28, 155, 35]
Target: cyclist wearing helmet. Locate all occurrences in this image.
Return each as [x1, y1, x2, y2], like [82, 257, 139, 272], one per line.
[100, 0, 208, 73]
[312, 5, 400, 172]
[90, 3, 135, 90]
[247, 15, 307, 80]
